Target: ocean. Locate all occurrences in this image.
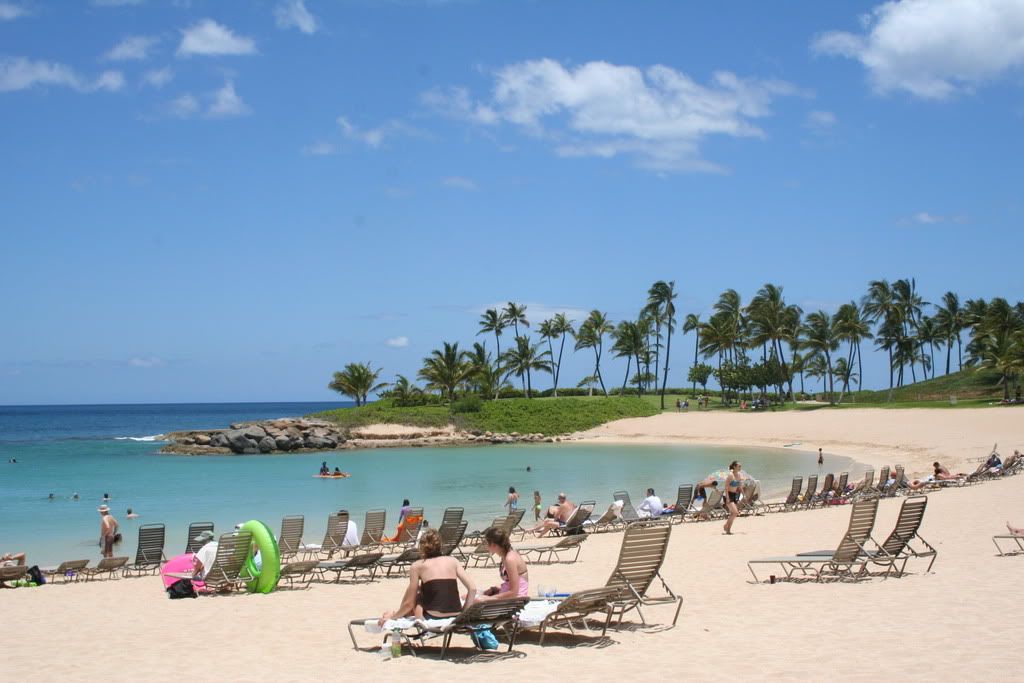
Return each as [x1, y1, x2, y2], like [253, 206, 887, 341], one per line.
[0, 402, 852, 566]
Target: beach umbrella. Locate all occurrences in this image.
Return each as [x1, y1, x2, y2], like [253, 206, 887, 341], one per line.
[707, 469, 755, 482]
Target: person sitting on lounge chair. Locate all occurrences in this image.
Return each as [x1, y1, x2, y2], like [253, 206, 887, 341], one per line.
[475, 528, 529, 600]
[1, 551, 26, 567]
[637, 488, 664, 518]
[378, 529, 477, 624]
[191, 531, 218, 579]
[973, 452, 1002, 477]
[933, 462, 965, 480]
[527, 493, 576, 536]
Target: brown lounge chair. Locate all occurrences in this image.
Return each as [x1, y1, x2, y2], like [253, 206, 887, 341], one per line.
[42, 559, 90, 584]
[0, 565, 28, 587]
[166, 531, 254, 593]
[667, 484, 694, 523]
[81, 556, 130, 581]
[516, 533, 588, 564]
[529, 586, 624, 645]
[277, 515, 305, 562]
[604, 522, 683, 626]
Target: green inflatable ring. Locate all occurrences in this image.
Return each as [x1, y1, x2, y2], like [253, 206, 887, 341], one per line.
[241, 519, 281, 594]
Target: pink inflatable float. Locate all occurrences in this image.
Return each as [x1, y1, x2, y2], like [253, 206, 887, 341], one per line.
[161, 553, 205, 590]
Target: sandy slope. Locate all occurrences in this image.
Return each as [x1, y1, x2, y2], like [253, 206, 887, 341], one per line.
[576, 407, 1022, 475]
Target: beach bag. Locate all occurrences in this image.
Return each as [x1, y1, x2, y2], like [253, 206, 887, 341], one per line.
[27, 565, 45, 585]
[470, 626, 499, 650]
[167, 578, 198, 599]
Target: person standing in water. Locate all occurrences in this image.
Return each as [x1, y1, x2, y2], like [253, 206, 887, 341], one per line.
[532, 491, 542, 521]
[98, 505, 119, 558]
[723, 461, 743, 535]
[818, 448, 824, 468]
[505, 487, 519, 513]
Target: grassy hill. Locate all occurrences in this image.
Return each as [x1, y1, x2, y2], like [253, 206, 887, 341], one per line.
[310, 396, 659, 436]
[847, 367, 1008, 404]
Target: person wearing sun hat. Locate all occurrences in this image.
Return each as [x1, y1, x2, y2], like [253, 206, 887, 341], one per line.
[191, 530, 218, 579]
[97, 505, 119, 558]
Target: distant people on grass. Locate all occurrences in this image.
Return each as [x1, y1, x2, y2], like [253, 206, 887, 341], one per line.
[637, 488, 664, 518]
[505, 486, 519, 513]
[476, 528, 529, 599]
[98, 505, 119, 558]
[378, 529, 476, 623]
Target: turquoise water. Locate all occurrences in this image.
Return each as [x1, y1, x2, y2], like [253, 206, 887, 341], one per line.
[2, 439, 852, 566]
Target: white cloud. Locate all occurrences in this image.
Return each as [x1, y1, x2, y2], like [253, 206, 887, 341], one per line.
[302, 141, 338, 155]
[0, 57, 124, 93]
[128, 356, 164, 368]
[812, 0, 1024, 99]
[441, 176, 477, 190]
[805, 109, 837, 129]
[385, 336, 410, 348]
[93, 0, 145, 5]
[0, 2, 27, 20]
[275, 0, 318, 34]
[424, 59, 800, 171]
[207, 80, 249, 117]
[104, 35, 159, 61]
[169, 93, 198, 117]
[905, 211, 969, 225]
[142, 66, 173, 87]
[337, 115, 420, 148]
[477, 302, 590, 325]
[177, 19, 256, 57]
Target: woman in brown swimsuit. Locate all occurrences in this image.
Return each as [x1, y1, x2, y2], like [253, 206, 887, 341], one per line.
[378, 529, 477, 623]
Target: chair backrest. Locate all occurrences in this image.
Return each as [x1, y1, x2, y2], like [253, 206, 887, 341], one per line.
[323, 511, 350, 552]
[605, 523, 672, 598]
[440, 520, 469, 555]
[836, 472, 849, 493]
[507, 509, 525, 528]
[556, 586, 622, 614]
[819, 473, 834, 497]
[739, 480, 759, 508]
[893, 465, 907, 488]
[56, 559, 89, 573]
[702, 488, 723, 512]
[832, 498, 879, 563]
[453, 597, 529, 627]
[563, 500, 595, 531]
[804, 475, 818, 501]
[675, 485, 694, 510]
[398, 507, 425, 542]
[784, 477, 802, 505]
[96, 557, 129, 571]
[614, 490, 640, 522]
[361, 509, 386, 545]
[441, 507, 464, 528]
[876, 466, 890, 490]
[879, 496, 928, 556]
[185, 522, 214, 553]
[134, 523, 166, 566]
[278, 515, 304, 558]
[207, 531, 253, 585]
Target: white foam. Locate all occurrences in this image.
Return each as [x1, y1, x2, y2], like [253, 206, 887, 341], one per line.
[114, 434, 166, 442]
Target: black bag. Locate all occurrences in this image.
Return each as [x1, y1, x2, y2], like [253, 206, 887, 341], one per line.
[166, 578, 197, 599]
[27, 565, 45, 585]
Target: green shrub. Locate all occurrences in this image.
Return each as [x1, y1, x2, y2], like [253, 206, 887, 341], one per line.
[451, 394, 483, 413]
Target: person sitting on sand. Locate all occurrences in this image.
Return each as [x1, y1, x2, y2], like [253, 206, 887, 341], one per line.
[475, 528, 529, 600]
[378, 529, 476, 623]
[528, 493, 575, 536]
[126, 508, 139, 519]
[637, 488, 664, 518]
[1, 551, 26, 567]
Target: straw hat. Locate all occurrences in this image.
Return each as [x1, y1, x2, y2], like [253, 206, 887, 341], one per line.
[97, 504, 110, 513]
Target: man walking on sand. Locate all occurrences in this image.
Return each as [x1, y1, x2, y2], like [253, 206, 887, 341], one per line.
[98, 505, 119, 558]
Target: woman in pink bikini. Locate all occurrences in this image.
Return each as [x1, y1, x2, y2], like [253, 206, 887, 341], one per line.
[476, 527, 529, 599]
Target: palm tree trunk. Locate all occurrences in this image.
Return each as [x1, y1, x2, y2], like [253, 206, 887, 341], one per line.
[957, 334, 962, 371]
[825, 351, 834, 404]
[555, 335, 567, 396]
[494, 332, 502, 400]
[660, 320, 672, 410]
[691, 330, 700, 394]
[856, 341, 863, 391]
[945, 336, 952, 375]
[621, 355, 631, 393]
[594, 347, 608, 397]
[526, 367, 532, 398]
[546, 337, 556, 396]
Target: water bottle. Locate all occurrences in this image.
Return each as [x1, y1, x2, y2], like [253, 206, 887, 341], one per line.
[390, 630, 402, 658]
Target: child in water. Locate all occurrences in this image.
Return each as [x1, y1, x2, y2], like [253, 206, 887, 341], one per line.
[533, 491, 542, 521]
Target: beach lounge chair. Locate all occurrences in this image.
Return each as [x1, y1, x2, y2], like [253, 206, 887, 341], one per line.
[766, 476, 803, 513]
[517, 533, 588, 565]
[42, 559, 89, 584]
[800, 475, 818, 509]
[278, 560, 321, 588]
[874, 466, 890, 494]
[277, 515, 305, 561]
[348, 597, 531, 660]
[460, 516, 513, 567]
[358, 509, 387, 548]
[604, 522, 683, 627]
[383, 507, 424, 545]
[668, 485, 694, 523]
[123, 523, 166, 577]
[813, 474, 835, 506]
[185, 522, 214, 554]
[195, 531, 254, 592]
[553, 500, 595, 535]
[378, 520, 469, 576]
[747, 498, 882, 583]
[738, 480, 766, 516]
[440, 507, 465, 529]
[882, 465, 908, 497]
[318, 552, 384, 583]
[797, 496, 936, 577]
[0, 565, 28, 587]
[81, 556, 129, 581]
[687, 488, 724, 521]
[835, 472, 849, 495]
[526, 586, 624, 645]
[301, 512, 349, 560]
[993, 534, 1024, 556]
[613, 490, 642, 524]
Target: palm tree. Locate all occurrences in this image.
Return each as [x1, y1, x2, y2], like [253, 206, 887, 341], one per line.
[800, 310, 839, 404]
[933, 291, 963, 374]
[549, 313, 575, 396]
[917, 316, 943, 381]
[611, 320, 645, 394]
[804, 353, 829, 396]
[833, 301, 872, 393]
[647, 280, 678, 409]
[417, 342, 473, 402]
[683, 313, 701, 393]
[893, 278, 927, 383]
[863, 279, 900, 394]
[388, 374, 423, 406]
[574, 310, 613, 397]
[328, 362, 389, 406]
[977, 328, 1023, 401]
[501, 335, 552, 398]
[503, 302, 529, 338]
[477, 308, 507, 376]
[790, 351, 807, 396]
[747, 283, 801, 402]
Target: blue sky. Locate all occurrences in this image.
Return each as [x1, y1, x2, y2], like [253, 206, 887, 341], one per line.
[2, 0, 1023, 404]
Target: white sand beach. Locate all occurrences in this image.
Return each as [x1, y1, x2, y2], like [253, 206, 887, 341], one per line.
[5, 408, 1023, 681]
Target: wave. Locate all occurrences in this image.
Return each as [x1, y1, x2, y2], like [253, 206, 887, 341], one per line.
[114, 435, 167, 442]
